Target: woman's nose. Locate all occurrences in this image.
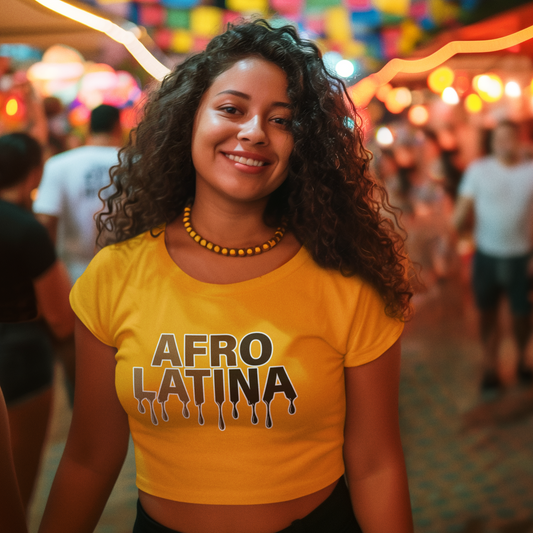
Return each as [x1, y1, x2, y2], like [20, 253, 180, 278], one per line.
[237, 116, 267, 145]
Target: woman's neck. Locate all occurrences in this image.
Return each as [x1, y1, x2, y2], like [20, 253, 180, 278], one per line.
[188, 197, 274, 249]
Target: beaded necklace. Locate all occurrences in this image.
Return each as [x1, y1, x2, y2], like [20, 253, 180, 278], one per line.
[183, 206, 287, 257]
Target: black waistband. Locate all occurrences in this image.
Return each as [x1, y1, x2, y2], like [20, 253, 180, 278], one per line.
[133, 478, 361, 533]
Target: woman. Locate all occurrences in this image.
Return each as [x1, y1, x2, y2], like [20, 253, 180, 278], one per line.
[0, 132, 74, 515]
[39, 20, 413, 533]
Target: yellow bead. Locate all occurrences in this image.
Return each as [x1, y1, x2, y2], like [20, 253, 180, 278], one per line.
[263, 243, 270, 250]
[238, 249, 246, 256]
[200, 239, 207, 246]
[221, 248, 228, 255]
[194, 235, 201, 242]
[229, 249, 237, 256]
[247, 248, 254, 255]
[184, 222, 191, 228]
[255, 247, 262, 254]
[214, 245, 221, 253]
[190, 231, 196, 238]
[183, 217, 190, 222]
[186, 227, 193, 233]
[207, 242, 213, 250]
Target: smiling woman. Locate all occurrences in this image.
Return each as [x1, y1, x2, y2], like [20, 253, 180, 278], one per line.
[38, 19, 414, 533]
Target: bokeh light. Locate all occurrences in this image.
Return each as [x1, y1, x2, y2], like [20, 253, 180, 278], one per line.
[376, 126, 394, 146]
[408, 105, 429, 126]
[442, 87, 459, 105]
[505, 81, 521, 98]
[427, 67, 455, 94]
[335, 59, 355, 78]
[5, 98, 18, 116]
[385, 87, 411, 114]
[473, 73, 503, 102]
[465, 93, 482, 113]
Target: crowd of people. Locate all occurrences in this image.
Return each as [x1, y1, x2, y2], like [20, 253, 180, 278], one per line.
[1, 17, 533, 533]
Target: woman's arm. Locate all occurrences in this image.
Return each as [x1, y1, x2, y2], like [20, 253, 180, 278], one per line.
[0, 388, 28, 533]
[38, 318, 130, 533]
[344, 338, 414, 533]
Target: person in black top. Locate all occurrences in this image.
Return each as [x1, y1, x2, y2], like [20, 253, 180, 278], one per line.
[0, 132, 74, 518]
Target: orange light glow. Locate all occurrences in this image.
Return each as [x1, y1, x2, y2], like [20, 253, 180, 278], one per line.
[376, 83, 393, 102]
[427, 67, 454, 94]
[385, 88, 410, 114]
[408, 105, 429, 125]
[473, 73, 503, 102]
[5, 98, 18, 116]
[465, 93, 482, 114]
[351, 23, 533, 107]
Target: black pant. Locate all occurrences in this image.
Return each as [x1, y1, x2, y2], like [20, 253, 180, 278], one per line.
[133, 478, 362, 533]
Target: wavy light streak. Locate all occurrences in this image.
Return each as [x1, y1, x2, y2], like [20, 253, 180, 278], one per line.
[351, 24, 533, 107]
[34, 0, 171, 81]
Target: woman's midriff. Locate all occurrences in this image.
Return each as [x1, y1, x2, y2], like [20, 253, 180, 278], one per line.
[138, 480, 339, 533]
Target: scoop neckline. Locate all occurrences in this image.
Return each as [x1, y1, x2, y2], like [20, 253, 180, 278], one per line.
[155, 225, 311, 294]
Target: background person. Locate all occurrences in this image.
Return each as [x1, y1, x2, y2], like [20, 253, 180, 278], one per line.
[39, 20, 414, 533]
[454, 120, 533, 391]
[0, 132, 74, 513]
[34, 104, 122, 284]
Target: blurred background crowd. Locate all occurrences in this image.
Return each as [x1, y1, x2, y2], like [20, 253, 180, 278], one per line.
[2, 0, 533, 532]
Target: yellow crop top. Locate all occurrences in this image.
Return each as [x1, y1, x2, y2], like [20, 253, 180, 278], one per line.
[70, 227, 403, 505]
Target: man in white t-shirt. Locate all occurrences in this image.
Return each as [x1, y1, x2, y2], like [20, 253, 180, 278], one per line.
[454, 120, 533, 391]
[34, 104, 122, 283]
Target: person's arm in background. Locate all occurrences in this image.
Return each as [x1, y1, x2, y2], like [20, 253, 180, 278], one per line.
[33, 258, 75, 339]
[0, 388, 28, 533]
[452, 195, 474, 234]
[344, 338, 414, 533]
[38, 318, 130, 533]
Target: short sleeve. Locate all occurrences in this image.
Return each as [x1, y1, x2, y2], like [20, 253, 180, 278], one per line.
[21, 219, 57, 279]
[344, 282, 404, 367]
[69, 247, 115, 346]
[33, 159, 62, 216]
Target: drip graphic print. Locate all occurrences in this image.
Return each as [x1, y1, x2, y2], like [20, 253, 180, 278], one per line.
[133, 332, 298, 430]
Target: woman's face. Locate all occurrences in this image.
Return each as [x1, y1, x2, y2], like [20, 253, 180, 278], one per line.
[191, 57, 294, 207]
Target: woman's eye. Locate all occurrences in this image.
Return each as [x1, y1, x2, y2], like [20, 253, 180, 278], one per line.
[273, 117, 291, 127]
[221, 106, 239, 115]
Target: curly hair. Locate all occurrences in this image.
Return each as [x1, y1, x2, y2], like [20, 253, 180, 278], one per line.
[98, 19, 413, 319]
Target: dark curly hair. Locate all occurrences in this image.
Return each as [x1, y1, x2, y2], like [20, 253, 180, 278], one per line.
[98, 19, 413, 319]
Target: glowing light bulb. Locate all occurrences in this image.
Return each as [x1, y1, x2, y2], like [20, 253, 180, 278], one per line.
[505, 81, 521, 97]
[442, 87, 459, 105]
[6, 98, 18, 116]
[376, 126, 394, 146]
[335, 59, 355, 78]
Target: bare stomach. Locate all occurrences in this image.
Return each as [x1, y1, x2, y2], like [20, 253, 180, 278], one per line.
[138, 480, 339, 533]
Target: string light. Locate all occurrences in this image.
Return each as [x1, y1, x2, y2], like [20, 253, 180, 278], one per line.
[351, 23, 533, 106]
[34, 0, 170, 81]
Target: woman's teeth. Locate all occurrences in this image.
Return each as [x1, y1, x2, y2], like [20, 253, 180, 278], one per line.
[225, 154, 265, 167]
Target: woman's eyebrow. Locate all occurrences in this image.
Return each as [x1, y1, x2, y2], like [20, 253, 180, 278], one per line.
[215, 89, 291, 108]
